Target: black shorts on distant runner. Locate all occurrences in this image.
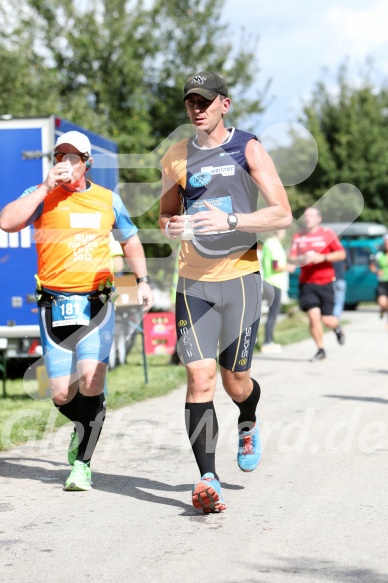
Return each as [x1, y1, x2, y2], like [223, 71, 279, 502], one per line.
[175, 273, 261, 372]
[299, 282, 334, 316]
[377, 281, 388, 298]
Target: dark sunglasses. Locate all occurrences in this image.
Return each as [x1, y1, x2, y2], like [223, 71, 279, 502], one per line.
[54, 152, 89, 163]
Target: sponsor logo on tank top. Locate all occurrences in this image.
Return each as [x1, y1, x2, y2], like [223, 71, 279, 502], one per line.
[189, 172, 212, 187]
[201, 165, 235, 176]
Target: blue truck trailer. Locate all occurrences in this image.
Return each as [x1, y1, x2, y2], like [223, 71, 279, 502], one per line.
[0, 116, 120, 374]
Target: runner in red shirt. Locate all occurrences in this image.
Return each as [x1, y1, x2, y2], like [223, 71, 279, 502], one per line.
[289, 207, 346, 361]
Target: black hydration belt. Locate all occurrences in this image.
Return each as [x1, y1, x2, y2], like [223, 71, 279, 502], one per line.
[36, 287, 112, 307]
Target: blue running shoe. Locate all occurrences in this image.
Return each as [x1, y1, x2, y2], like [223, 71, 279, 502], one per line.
[237, 422, 261, 472]
[192, 472, 226, 513]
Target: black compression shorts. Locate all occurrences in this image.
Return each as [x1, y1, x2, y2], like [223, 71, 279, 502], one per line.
[175, 272, 261, 371]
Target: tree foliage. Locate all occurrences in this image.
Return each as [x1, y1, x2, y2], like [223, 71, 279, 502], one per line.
[0, 0, 268, 284]
[0, 0, 265, 152]
[295, 64, 388, 224]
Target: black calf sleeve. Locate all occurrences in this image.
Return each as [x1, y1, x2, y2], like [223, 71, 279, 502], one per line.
[55, 390, 81, 423]
[76, 393, 106, 463]
[233, 378, 261, 432]
[185, 401, 219, 480]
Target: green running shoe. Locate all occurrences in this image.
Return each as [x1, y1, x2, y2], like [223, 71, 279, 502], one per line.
[67, 430, 79, 466]
[64, 460, 92, 491]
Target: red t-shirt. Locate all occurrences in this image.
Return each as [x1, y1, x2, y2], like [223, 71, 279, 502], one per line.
[289, 227, 344, 284]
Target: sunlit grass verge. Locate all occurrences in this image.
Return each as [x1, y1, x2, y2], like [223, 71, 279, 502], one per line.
[0, 340, 186, 451]
[256, 305, 312, 348]
[0, 307, 345, 450]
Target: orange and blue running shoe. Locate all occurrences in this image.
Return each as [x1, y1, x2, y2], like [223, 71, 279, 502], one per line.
[192, 472, 226, 513]
[237, 422, 261, 472]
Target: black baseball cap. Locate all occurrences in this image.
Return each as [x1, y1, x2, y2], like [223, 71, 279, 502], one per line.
[183, 71, 228, 101]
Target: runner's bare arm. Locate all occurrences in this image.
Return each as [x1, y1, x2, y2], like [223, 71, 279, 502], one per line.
[121, 235, 154, 309]
[121, 235, 149, 280]
[159, 170, 187, 239]
[188, 139, 292, 235]
[0, 186, 50, 232]
[0, 163, 76, 232]
[236, 139, 292, 232]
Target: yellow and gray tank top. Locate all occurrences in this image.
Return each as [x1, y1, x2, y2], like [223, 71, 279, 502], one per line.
[162, 127, 260, 282]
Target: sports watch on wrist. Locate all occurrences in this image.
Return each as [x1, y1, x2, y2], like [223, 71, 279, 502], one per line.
[136, 275, 151, 285]
[227, 213, 238, 231]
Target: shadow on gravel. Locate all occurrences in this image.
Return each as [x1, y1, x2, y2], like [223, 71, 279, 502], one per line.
[95, 474, 243, 515]
[244, 557, 388, 583]
[324, 394, 388, 405]
[0, 457, 65, 480]
[0, 458, 243, 516]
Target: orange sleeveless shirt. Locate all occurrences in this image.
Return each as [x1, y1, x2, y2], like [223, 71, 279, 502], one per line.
[34, 182, 115, 292]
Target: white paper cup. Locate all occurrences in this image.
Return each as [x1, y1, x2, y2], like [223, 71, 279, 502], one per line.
[181, 218, 194, 240]
[60, 161, 74, 181]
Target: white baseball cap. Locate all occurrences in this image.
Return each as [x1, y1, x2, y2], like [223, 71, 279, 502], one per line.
[54, 131, 91, 156]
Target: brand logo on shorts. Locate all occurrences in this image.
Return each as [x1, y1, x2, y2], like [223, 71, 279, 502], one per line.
[240, 326, 252, 360]
[179, 326, 194, 358]
[189, 172, 212, 187]
[239, 358, 247, 366]
[178, 319, 187, 327]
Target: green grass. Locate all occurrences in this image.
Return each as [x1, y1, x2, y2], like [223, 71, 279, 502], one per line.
[0, 307, 330, 450]
[0, 338, 186, 451]
[104, 351, 187, 409]
[257, 304, 312, 347]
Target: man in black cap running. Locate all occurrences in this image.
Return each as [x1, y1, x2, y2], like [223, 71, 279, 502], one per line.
[159, 71, 292, 512]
